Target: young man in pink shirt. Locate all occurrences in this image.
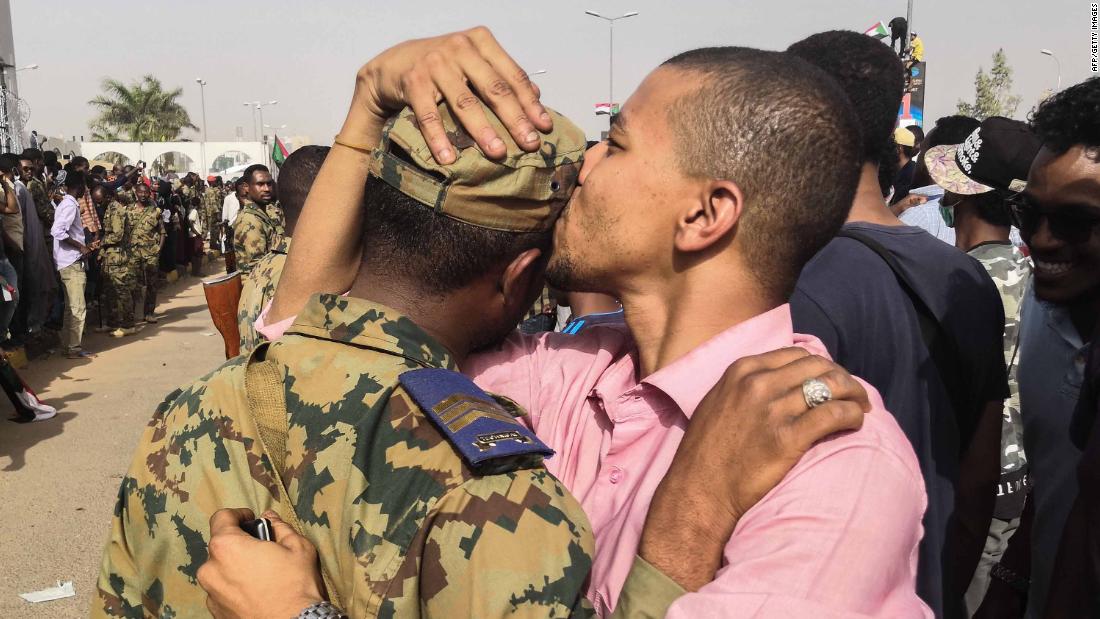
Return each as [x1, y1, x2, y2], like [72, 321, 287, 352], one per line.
[200, 30, 931, 618]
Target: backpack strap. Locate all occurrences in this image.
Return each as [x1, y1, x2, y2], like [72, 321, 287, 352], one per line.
[244, 343, 342, 608]
[836, 229, 974, 447]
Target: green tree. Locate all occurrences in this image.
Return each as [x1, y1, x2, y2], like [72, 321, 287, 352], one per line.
[957, 49, 1023, 120]
[89, 75, 197, 142]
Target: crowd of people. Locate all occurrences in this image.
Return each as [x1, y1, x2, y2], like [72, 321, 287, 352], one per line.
[7, 21, 1094, 619]
[0, 148, 291, 421]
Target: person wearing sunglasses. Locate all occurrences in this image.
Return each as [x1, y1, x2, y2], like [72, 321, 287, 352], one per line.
[1012, 77, 1100, 618]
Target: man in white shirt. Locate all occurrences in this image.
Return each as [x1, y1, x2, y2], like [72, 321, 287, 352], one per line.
[221, 178, 246, 226]
[51, 172, 95, 359]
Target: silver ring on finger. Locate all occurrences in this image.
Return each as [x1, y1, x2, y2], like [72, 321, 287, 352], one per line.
[802, 378, 832, 409]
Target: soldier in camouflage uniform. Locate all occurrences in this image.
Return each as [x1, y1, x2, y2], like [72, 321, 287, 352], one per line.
[26, 170, 53, 236]
[129, 183, 164, 323]
[237, 146, 329, 354]
[95, 105, 594, 619]
[232, 165, 285, 274]
[238, 236, 290, 353]
[92, 186, 140, 336]
[203, 178, 225, 250]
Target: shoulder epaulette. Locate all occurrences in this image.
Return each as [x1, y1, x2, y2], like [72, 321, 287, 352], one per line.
[399, 368, 553, 471]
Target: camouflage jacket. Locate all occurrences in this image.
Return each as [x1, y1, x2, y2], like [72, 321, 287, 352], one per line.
[130, 204, 164, 260]
[95, 294, 594, 619]
[969, 242, 1032, 501]
[202, 188, 224, 218]
[27, 177, 53, 233]
[237, 236, 289, 354]
[100, 201, 133, 269]
[232, 200, 285, 274]
[116, 187, 136, 206]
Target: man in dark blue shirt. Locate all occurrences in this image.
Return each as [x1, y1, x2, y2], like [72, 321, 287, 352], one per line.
[788, 31, 1009, 619]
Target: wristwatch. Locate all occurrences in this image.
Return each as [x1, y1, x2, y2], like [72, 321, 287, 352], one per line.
[296, 601, 348, 619]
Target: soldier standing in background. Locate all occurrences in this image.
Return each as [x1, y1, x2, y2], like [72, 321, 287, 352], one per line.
[129, 183, 164, 324]
[22, 150, 53, 239]
[232, 164, 284, 274]
[204, 176, 225, 251]
[237, 147, 327, 354]
[93, 185, 140, 337]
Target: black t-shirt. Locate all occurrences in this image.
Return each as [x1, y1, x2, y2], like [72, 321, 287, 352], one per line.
[890, 159, 917, 205]
[791, 222, 1009, 616]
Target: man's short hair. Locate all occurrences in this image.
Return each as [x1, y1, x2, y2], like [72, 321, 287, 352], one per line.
[907, 124, 925, 145]
[362, 175, 550, 295]
[90, 165, 107, 176]
[235, 178, 248, 190]
[43, 151, 58, 166]
[274, 145, 328, 233]
[242, 164, 270, 183]
[0, 153, 19, 171]
[71, 156, 89, 168]
[20, 148, 42, 162]
[660, 46, 862, 299]
[970, 190, 1013, 228]
[788, 31, 905, 165]
[927, 115, 981, 148]
[64, 170, 86, 189]
[1029, 76, 1100, 157]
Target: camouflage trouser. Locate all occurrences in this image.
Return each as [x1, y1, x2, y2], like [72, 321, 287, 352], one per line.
[206, 207, 222, 249]
[103, 254, 137, 329]
[133, 255, 159, 317]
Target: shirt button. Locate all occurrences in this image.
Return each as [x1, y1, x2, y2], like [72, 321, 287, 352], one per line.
[609, 467, 624, 484]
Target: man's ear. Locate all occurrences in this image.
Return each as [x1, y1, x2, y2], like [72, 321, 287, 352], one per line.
[500, 248, 545, 310]
[674, 180, 744, 253]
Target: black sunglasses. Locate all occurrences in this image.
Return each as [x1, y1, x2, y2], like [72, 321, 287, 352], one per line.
[1007, 194, 1100, 243]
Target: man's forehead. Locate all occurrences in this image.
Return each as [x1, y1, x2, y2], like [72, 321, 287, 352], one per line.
[1028, 145, 1100, 208]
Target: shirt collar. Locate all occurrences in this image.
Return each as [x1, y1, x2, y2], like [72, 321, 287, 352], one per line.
[641, 304, 797, 419]
[1031, 285, 1087, 350]
[286, 293, 456, 370]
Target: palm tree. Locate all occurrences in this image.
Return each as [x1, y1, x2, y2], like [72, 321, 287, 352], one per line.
[89, 75, 197, 142]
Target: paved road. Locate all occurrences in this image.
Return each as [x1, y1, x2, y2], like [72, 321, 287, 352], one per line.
[0, 272, 226, 617]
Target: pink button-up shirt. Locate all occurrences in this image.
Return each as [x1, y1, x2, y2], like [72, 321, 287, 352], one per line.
[258, 302, 931, 617]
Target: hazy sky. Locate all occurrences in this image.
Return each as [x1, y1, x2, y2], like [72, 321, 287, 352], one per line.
[9, 0, 1096, 145]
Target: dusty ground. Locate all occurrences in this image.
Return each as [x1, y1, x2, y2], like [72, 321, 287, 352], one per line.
[0, 265, 227, 617]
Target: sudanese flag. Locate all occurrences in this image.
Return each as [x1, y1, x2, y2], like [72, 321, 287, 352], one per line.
[272, 135, 289, 167]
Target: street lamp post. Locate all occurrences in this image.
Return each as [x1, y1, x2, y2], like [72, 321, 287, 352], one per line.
[195, 78, 208, 174]
[243, 102, 258, 140]
[1040, 49, 1062, 91]
[585, 10, 638, 130]
[255, 100, 278, 167]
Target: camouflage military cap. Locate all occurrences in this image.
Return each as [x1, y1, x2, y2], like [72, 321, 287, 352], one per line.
[368, 103, 585, 232]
